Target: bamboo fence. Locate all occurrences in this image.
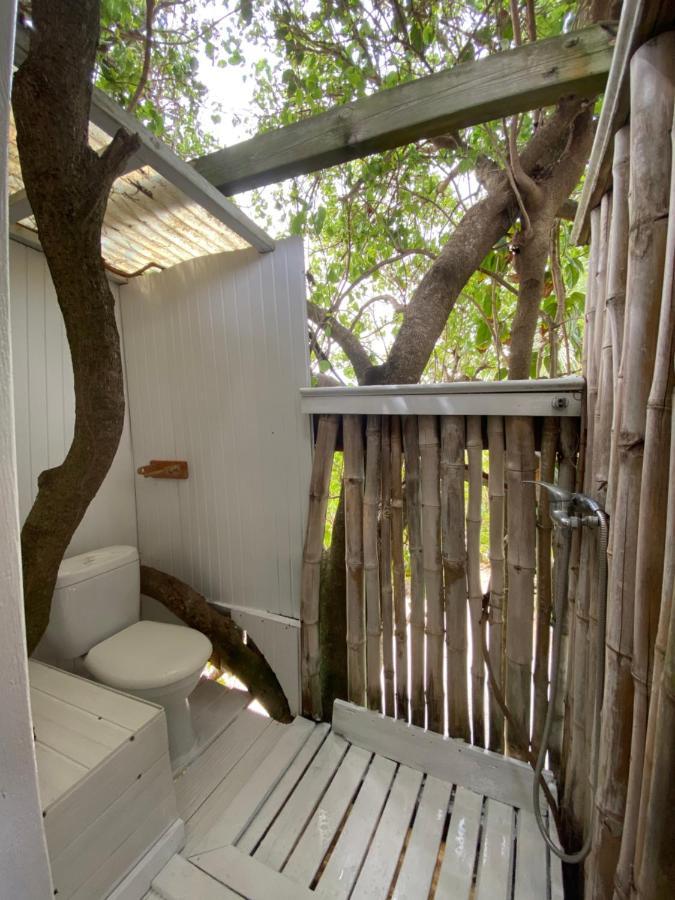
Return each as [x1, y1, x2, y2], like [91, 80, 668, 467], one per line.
[300, 410, 579, 758]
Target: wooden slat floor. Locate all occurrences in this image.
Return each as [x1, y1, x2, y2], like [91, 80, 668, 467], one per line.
[148, 702, 565, 900]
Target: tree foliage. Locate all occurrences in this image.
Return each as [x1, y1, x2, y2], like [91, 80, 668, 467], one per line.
[218, 0, 591, 383]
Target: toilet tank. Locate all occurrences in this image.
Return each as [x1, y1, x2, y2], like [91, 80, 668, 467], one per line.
[35, 545, 141, 664]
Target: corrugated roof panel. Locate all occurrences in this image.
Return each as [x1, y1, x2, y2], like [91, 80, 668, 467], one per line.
[8, 117, 253, 277]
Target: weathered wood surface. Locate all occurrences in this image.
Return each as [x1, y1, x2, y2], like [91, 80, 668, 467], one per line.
[466, 415, 484, 747]
[390, 418, 407, 720]
[344, 415, 366, 705]
[379, 417, 395, 716]
[403, 416, 425, 727]
[300, 414, 339, 719]
[193, 26, 615, 195]
[363, 415, 382, 711]
[487, 416, 506, 753]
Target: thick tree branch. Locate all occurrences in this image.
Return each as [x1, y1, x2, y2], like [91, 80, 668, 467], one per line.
[140, 565, 292, 722]
[307, 300, 372, 384]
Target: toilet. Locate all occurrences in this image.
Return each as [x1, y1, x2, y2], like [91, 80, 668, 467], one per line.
[34, 545, 212, 768]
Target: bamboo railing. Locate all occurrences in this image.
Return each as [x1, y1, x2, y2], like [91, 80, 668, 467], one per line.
[301, 408, 580, 758]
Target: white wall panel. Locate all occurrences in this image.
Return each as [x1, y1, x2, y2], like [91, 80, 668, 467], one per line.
[9, 241, 138, 556]
[120, 237, 311, 623]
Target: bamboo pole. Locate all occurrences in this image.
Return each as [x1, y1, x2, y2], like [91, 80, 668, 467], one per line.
[587, 34, 675, 899]
[616, 100, 675, 900]
[533, 417, 559, 752]
[551, 416, 579, 775]
[380, 416, 395, 717]
[562, 205, 600, 840]
[632, 572, 675, 900]
[441, 416, 470, 740]
[634, 400, 675, 895]
[504, 415, 537, 760]
[466, 416, 485, 746]
[487, 415, 506, 753]
[419, 415, 444, 733]
[606, 126, 630, 517]
[391, 417, 407, 721]
[403, 415, 425, 727]
[300, 414, 339, 719]
[363, 415, 382, 712]
[343, 414, 366, 707]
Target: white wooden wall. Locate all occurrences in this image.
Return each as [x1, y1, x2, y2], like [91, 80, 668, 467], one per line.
[0, 1, 54, 894]
[9, 241, 138, 556]
[121, 238, 311, 711]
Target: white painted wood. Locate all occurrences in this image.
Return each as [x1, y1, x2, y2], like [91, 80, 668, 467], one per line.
[35, 743, 89, 808]
[30, 661, 158, 731]
[43, 716, 167, 857]
[106, 819, 185, 900]
[513, 809, 548, 900]
[283, 744, 372, 885]
[183, 720, 286, 856]
[188, 679, 251, 743]
[174, 708, 271, 821]
[151, 855, 239, 900]
[391, 775, 451, 900]
[121, 240, 311, 711]
[52, 755, 175, 899]
[332, 700, 535, 809]
[254, 732, 348, 870]
[434, 787, 483, 900]
[9, 242, 138, 557]
[193, 845, 322, 900]
[193, 716, 315, 854]
[351, 764, 423, 900]
[300, 377, 584, 417]
[316, 753, 395, 896]
[474, 799, 514, 900]
[237, 722, 330, 855]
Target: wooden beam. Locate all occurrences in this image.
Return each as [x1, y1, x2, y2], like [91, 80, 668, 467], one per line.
[572, 0, 675, 244]
[192, 25, 616, 196]
[12, 25, 275, 253]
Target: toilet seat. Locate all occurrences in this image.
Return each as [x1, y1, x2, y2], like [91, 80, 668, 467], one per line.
[85, 620, 212, 692]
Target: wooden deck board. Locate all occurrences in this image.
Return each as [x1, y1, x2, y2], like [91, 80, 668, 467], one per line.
[474, 799, 514, 900]
[391, 775, 451, 899]
[254, 732, 348, 871]
[434, 786, 482, 900]
[316, 754, 396, 898]
[351, 765, 423, 900]
[514, 808, 548, 900]
[283, 744, 371, 885]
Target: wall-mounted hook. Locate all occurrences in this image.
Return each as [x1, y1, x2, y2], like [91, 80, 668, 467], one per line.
[137, 460, 188, 479]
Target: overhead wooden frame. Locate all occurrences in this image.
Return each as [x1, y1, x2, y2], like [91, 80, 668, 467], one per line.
[572, 0, 675, 244]
[11, 25, 275, 254]
[192, 25, 616, 196]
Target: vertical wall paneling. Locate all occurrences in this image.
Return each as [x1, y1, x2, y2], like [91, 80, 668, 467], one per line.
[121, 238, 311, 713]
[8, 241, 138, 557]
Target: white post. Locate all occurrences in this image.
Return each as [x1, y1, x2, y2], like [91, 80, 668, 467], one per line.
[0, 5, 53, 896]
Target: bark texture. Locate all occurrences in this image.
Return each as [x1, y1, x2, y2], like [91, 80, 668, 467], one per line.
[140, 565, 292, 722]
[13, 0, 140, 653]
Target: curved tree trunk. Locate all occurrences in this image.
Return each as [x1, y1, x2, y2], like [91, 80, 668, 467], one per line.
[140, 565, 292, 722]
[13, 0, 140, 654]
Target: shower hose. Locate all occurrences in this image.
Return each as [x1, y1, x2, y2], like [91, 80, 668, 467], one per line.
[533, 506, 609, 863]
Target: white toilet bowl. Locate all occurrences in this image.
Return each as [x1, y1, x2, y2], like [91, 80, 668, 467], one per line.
[84, 619, 212, 768]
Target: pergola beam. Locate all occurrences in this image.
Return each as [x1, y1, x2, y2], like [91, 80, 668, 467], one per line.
[12, 25, 275, 253]
[192, 24, 616, 196]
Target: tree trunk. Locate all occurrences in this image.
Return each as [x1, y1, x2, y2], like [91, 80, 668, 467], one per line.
[12, 0, 140, 654]
[140, 565, 291, 722]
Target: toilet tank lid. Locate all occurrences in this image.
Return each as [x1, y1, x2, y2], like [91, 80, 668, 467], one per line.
[56, 546, 139, 588]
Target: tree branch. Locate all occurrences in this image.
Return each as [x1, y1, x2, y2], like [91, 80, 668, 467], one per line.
[307, 300, 372, 384]
[127, 0, 156, 113]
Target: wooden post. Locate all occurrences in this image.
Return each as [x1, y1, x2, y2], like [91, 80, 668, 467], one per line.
[588, 34, 675, 899]
[419, 415, 444, 733]
[380, 417, 395, 716]
[504, 416, 537, 760]
[487, 415, 506, 753]
[391, 418, 407, 721]
[466, 416, 484, 746]
[403, 416, 425, 727]
[300, 413, 339, 719]
[363, 415, 382, 712]
[616, 97, 675, 900]
[533, 417, 559, 752]
[441, 416, 470, 741]
[343, 414, 366, 706]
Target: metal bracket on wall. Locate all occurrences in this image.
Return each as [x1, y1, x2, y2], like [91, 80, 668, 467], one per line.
[137, 460, 189, 479]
